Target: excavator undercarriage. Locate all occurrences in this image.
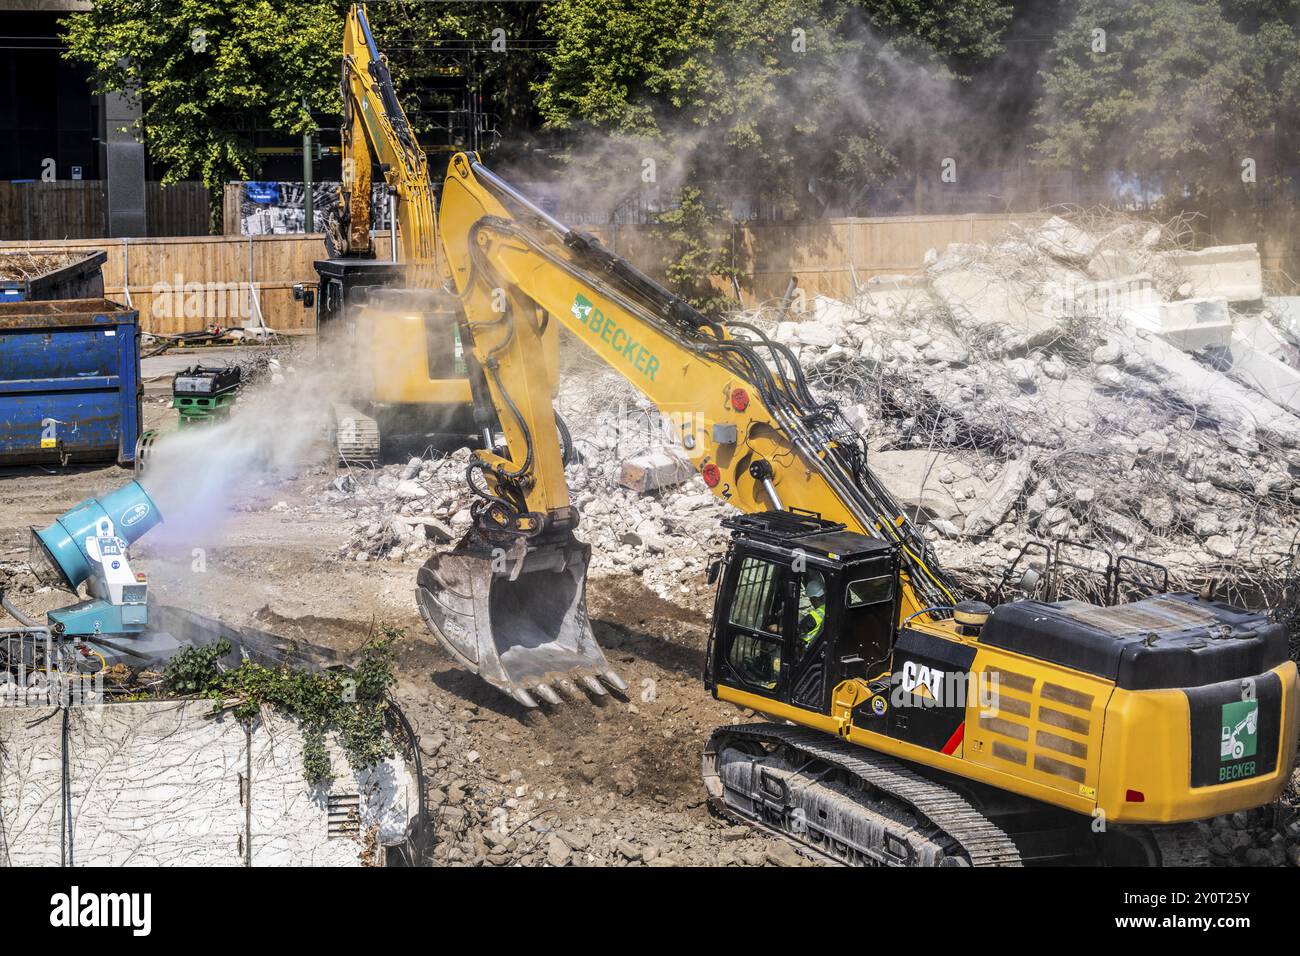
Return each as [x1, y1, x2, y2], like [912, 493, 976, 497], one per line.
[703, 724, 1211, 866]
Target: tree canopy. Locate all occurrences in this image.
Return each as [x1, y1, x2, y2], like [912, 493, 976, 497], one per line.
[1033, 0, 1300, 200]
[534, 0, 1015, 217]
[62, 0, 343, 192]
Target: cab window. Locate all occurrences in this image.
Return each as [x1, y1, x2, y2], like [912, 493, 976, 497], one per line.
[846, 576, 893, 607]
[728, 556, 782, 631]
[840, 574, 897, 675]
[725, 556, 787, 691]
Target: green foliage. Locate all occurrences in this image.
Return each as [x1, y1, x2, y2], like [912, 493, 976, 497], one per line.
[536, 0, 1012, 205]
[162, 632, 398, 787]
[61, 0, 346, 195]
[534, 0, 1012, 296]
[650, 186, 738, 313]
[163, 638, 232, 694]
[1033, 0, 1300, 199]
[364, 2, 549, 156]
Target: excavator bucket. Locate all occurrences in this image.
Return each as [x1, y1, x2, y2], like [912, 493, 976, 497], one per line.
[415, 534, 627, 708]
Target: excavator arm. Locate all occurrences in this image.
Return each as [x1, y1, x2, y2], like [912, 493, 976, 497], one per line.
[417, 152, 958, 706]
[333, 3, 439, 287]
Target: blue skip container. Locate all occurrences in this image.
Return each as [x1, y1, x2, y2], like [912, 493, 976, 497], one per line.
[0, 250, 108, 304]
[0, 298, 142, 467]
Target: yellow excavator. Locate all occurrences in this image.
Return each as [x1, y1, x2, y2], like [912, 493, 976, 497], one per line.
[298, 3, 560, 460]
[414, 150, 1299, 866]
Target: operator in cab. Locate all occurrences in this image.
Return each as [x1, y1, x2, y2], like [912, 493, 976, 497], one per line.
[798, 570, 827, 648]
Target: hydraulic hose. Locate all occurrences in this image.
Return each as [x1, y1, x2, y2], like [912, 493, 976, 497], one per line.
[1, 589, 41, 628]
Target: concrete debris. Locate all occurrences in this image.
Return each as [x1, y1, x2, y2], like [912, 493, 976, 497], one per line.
[618, 451, 695, 493]
[762, 209, 1300, 593]
[963, 455, 1036, 537]
[1155, 297, 1232, 352]
[1160, 243, 1264, 303]
[1032, 215, 1097, 264]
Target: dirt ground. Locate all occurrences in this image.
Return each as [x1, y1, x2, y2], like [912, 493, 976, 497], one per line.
[0, 349, 799, 867]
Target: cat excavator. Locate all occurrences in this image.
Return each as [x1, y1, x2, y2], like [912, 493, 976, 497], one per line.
[414, 150, 1300, 866]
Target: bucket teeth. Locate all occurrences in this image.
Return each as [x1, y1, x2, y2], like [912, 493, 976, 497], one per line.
[534, 683, 563, 706]
[512, 687, 539, 709]
[415, 533, 624, 709]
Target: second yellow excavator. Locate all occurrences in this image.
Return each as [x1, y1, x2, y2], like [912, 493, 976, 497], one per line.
[414, 150, 1298, 866]
[299, 3, 561, 461]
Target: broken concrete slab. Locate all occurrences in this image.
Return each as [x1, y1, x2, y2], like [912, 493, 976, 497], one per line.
[1031, 216, 1097, 264]
[1222, 327, 1300, 416]
[1160, 243, 1263, 302]
[1048, 274, 1161, 332]
[810, 294, 860, 327]
[931, 268, 1061, 350]
[1265, 297, 1300, 348]
[868, 449, 983, 523]
[963, 454, 1035, 536]
[1154, 297, 1232, 351]
[1126, 328, 1300, 450]
[857, 274, 933, 316]
[618, 451, 696, 493]
[1087, 248, 1142, 280]
[775, 319, 841, 349]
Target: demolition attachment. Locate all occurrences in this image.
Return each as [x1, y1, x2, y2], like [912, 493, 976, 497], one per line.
[415, 533, 627, 708]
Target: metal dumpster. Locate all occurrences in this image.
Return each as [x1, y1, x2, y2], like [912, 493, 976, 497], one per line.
[0, 250, 107, 304]
[0, 298, 142, 467]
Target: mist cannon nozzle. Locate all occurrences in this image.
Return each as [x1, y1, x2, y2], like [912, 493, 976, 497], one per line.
[30, 480, 163, 591]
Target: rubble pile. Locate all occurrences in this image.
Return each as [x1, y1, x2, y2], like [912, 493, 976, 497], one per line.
[330, 447, 476, 564]
[330, 372, 728, 599]
[403, 686, 809, 866]
[332, 211, 1300, 605]
[1196, 799, 1300, 867]
[766, 213, 1300, 598]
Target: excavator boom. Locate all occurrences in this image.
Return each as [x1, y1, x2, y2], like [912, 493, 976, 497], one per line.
[416, 151, 957, 706]
[334, 3, 439, 286]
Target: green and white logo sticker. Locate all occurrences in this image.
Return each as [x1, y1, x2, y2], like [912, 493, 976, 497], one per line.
[569, 293, 661, 381]
[1219, 699, 1258, 763]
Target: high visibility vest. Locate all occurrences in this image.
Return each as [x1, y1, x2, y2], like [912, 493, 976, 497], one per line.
[804, 604, 825, 643]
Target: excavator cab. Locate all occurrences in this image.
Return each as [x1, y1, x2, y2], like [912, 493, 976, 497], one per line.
[707, 512, 901, 715]
[304, 260, 481, 460]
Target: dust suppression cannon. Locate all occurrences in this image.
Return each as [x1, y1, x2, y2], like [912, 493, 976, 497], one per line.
[29, 480, 163, 645]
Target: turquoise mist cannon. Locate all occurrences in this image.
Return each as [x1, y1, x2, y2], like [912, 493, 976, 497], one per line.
[29, 480, 163, 639]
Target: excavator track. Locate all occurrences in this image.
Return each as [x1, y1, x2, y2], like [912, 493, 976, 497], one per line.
[703, 723, 1023, 867]
[333, 403, 381, 463]
[704, 723, 1213, 867]
[1141, 823, 1212, 867]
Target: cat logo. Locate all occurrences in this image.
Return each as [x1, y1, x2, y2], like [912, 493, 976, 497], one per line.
[900, 660, 945, 705]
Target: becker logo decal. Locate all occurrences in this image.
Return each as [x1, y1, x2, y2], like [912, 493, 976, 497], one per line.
[571, 293, 661, 381]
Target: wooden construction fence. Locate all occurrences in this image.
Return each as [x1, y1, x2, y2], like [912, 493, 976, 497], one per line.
[0, 181, 210, 241]
[0, 212, 1058, 335]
